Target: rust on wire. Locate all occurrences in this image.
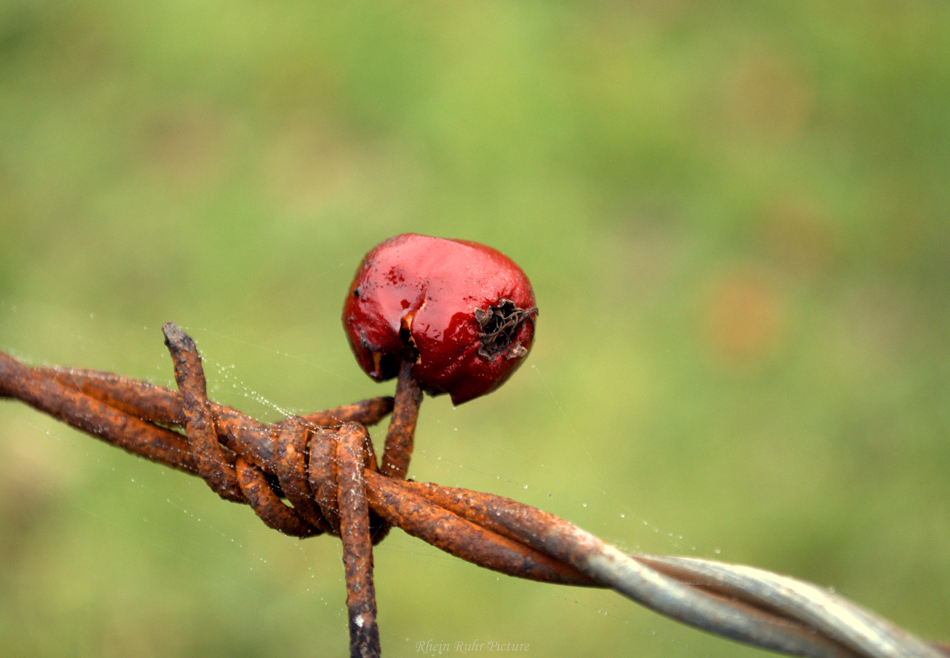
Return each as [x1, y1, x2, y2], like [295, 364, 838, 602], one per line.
[1, 325, 946, 658]
[337, 423, 381, 658]
[380, 359, 422, 480]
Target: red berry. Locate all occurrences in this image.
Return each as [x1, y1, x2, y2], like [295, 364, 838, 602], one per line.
[343, 233, 538, 405]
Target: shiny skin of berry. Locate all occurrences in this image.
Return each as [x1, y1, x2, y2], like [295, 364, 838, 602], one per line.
[343, 233, 537, 405]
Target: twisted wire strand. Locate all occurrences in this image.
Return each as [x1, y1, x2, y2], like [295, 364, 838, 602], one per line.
[1, 345, 946, 658]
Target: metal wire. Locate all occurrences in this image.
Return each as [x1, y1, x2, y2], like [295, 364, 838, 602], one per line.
[388, 478, 947, 658]
[639, 556, 947, 658]
[1, 340, 945, 658]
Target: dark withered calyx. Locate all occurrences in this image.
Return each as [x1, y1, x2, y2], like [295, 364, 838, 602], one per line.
[475, 299, 538, 360]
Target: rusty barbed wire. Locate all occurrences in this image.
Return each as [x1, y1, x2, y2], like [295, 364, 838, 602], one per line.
[0, 325, 946, 658]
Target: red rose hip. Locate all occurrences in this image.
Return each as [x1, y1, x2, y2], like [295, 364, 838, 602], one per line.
[343, 233, 538, 404]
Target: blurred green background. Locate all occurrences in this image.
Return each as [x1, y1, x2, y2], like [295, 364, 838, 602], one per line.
[1, 1, 949, 656]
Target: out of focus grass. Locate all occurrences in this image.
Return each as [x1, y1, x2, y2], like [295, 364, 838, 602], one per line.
[1, 2, 949, 657]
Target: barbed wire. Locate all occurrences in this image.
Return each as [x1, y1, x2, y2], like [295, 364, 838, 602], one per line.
[1, 329, 946, 658]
